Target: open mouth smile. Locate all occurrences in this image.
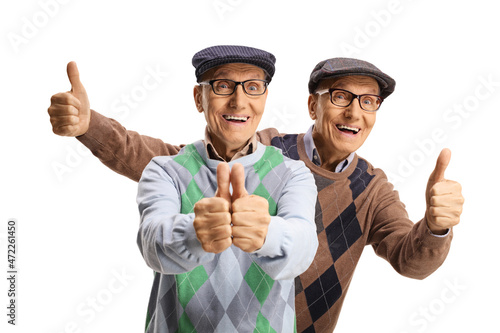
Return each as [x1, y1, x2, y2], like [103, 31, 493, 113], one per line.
[336, 124, 360, 134]
[223, 115, 249, 123]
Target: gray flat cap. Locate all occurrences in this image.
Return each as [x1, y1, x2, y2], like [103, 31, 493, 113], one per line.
[192, 45, 276, 82]
[308, 57, 396, 99]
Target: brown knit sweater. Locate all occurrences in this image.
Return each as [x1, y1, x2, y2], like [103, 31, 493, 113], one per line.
[77, 111, 452, 332]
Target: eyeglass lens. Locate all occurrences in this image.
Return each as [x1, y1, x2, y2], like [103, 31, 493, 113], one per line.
[212, 80, 266, 95]
[331, 89, 381, 111]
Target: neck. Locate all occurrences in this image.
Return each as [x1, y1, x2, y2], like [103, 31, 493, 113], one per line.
[312, 133, 350, 173]
[210, 136, 249, 161]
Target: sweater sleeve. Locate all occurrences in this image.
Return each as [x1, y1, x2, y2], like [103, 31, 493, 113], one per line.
[76, 110, 183, 182]
[252, 162, 319, 280]
[136, 158, 215, 274]
[367, 174, 453, 279]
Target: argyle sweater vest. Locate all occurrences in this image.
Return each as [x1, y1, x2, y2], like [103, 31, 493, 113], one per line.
[142, 141, 305, 333]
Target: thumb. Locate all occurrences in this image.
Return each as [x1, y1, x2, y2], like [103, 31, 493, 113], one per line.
[215, 162, 231, 203]
[231, 163, 248, 200]
[67, 61, 87, 96]
[429, 148, 451, 183]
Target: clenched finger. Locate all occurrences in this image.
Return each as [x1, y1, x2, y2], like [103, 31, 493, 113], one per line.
[50, 92, 82, 109]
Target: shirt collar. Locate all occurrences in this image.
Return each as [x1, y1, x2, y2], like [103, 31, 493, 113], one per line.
[304, 125, 355, 173]
[204, 127, 257, 162]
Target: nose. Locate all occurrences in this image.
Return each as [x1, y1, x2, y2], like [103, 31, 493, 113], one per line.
[228, 84, 247, 109]
[343, 98, 363, 119]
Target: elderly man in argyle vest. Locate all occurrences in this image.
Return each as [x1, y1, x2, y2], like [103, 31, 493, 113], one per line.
[48, 47, 464, 332]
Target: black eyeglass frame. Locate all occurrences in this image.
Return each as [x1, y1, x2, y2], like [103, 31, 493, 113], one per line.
[316, 88, 384, 112]
[199, 79, 269, 96]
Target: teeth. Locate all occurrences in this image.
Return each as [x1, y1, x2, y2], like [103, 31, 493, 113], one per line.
[224, 115, 248, 122]
[337, 125, 360, 133]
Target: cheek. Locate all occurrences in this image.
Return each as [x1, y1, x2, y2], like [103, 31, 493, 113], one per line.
[318, 110, 337, 133]
[365, 115, 376, 132]
[253, 100, 266, 117]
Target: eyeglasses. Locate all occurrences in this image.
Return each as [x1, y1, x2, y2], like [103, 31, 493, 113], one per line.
[316, 88, 383, 112]
[200, 79, 268, 96]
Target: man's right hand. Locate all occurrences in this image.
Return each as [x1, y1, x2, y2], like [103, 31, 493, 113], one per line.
[48, 61, 90, 137]
[193, 163, 233, 253]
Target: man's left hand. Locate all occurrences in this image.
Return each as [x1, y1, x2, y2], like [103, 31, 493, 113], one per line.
[425, 148, 464, 235]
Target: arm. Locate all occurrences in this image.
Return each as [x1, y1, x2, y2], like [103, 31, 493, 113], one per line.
[250, 162, 318, 280]
[78, 110, 183, 181]
[368, 177, 453, 280]
[136, 158, 215, 274]
[368, 148, 463, 279]
[48, 62, 183, 182]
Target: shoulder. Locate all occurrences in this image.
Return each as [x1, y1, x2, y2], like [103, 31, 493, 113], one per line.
[256, 128, 298, 147]
[269, 144, 313, 182]
[145, 141, 203, 173]
[252, 143, 309, 175]
[352, 155, 397, 196]
[354, 155, 385, 177]
[256, 127, 281, 144]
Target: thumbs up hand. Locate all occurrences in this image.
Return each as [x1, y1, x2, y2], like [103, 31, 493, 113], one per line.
[193, 163, 232, 253]
[48, 62, 91, 137]
[425, 149, 464, 234]
[231, 163, 271, 253]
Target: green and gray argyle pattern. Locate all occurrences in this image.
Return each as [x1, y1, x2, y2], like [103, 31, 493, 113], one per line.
[145, 142, 297, 332]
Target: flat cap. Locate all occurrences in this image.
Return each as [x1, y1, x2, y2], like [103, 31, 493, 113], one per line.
[308, 57, 396, 99]
[192, 45, 276, 82]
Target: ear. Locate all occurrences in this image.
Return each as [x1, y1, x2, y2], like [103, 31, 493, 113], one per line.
[193, 85, 204, 113]
[308, 94, 318, 120]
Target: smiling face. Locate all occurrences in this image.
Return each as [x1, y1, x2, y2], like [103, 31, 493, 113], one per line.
[194, 63, 268, 160]
[308, 75, 380, 170]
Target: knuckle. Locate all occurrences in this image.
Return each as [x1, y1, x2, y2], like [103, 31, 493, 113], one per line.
[221, 225, 232, 238]
[231, 212, 240, 224]
[67, 115, 79, 124]
[256, 227, 268, 239]
[263, 214, 271, 224]
[222, 213, 232, 225]
[193, 218, 203, 230]
[429, 207, 437, 216]
[50, 93, 62, 103]
[257, 195, 268, 205]
[194, 200, 208, 213]
[219, 199, 230, 212]
[55, 125, 72, 136]
[232, 238, 242, 249]
[231, 200, 241, 212]
[49, 116, 58, 127]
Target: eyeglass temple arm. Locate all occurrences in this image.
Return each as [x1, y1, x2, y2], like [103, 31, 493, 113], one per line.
[314, 89, 330, 95]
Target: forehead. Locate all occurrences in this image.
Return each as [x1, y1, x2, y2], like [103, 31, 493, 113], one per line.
[321, 75, 380, 94]
[210, 63, 266, 79]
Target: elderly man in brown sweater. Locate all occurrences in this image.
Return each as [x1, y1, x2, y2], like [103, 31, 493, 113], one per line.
[48, 53, 463, 332]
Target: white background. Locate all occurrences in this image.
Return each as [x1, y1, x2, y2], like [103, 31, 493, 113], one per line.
[1, 0, 499, 332]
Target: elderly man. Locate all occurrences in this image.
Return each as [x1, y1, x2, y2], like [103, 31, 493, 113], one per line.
[49, 45, 318, 332]
[48, 53, 463, 332]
